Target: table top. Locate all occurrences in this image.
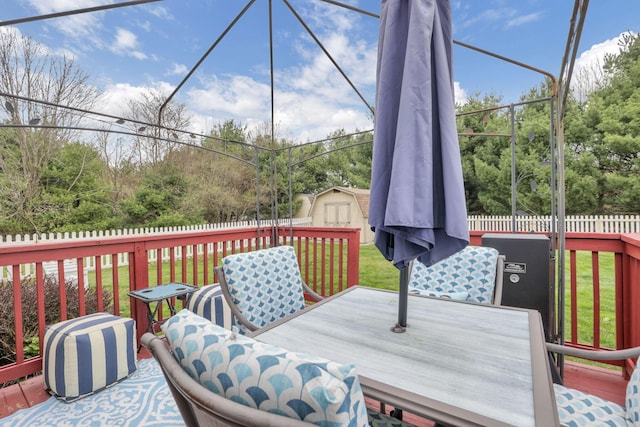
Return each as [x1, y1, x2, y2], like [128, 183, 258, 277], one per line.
[128, 282, 198, 303]
[251, 286, 558, 427]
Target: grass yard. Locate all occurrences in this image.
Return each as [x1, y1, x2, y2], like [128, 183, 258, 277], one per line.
[564, 251, 616, 348]
[357, 244, 400, 290]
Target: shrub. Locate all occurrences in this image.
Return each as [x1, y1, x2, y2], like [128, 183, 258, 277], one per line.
[0, 274, 113, 368]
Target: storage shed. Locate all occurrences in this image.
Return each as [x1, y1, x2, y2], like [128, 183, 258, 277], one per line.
[308, 187, 373, 244]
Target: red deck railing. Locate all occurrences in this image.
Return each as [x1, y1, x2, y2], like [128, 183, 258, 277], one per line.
[0, 226, 360, 384]
[1, 227, 639, 385]
[471, 231, 640, 377]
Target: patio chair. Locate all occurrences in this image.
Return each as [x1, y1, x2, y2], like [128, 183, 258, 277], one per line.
[408, 245, 505, 304]
[546, 342, 640, 426]
[142, 311, 416, 427]
[214, 245, 323, 334]
[141, 332, 313, 426]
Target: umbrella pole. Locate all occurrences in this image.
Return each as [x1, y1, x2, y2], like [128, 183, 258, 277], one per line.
[392, 267, 410, 332]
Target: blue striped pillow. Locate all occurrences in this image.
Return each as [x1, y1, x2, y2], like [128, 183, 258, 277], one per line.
[43, 313, 137, 401]
[185, 284, 232, 329]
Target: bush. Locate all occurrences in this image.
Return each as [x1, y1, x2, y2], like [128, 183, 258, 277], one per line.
[0, 274, 113, 368]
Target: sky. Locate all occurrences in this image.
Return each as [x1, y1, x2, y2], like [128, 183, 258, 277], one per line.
[2, 0, 640, 143]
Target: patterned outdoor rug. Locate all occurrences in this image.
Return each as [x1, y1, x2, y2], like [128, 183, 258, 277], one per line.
[1, 358, 185, 427]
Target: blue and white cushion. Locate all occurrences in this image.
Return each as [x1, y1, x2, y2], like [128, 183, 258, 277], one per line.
[409, 246, 499, 304]
[221, 245, 307, 334]
[626, 360, 640, 424]
[185, 283, 233, 329]
[162, 309, 369, 426]
[554, 383, 626, 426]
[43, 313, 137, 402]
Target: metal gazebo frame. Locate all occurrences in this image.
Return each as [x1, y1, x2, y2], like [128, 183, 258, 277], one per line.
[1, 0, 591, 376]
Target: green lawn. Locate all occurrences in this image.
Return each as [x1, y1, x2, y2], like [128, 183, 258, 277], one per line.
[563, 251, 616, 348]
[357, 244, 400, 290]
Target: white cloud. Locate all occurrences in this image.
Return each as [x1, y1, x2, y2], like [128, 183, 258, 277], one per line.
[25, 0, 107, 47]
[114, 28, 138, 50]
[461, 7, 543, 31]
[0, 26, 23, 40]
[176, 4, 378, 142]
[26, 0, 105, 13]
[181, 67, 374, 142]
[167, 63, 188, 76]
[0, 25, 76, 60]
[571, 31, 637, 99]
[574, 34, 628, 72]
[110, 28, 147, 60]
[138, 20, 152, 32]
[145, 5, 173, 20]
[454, 81, 467, 105]
[13, 0, 377, 143]
[505, 12, 543, 29]
[99, 81, 176, 116]
[23, 1, 158, 60]
[99, 82, 148, 117]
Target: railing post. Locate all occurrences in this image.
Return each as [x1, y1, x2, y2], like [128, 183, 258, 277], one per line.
[130, 241, 150, 340]
[619, 234, 640, 377]
[347, 229, 360, 287]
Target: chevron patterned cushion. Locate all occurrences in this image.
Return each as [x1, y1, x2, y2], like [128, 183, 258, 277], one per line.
[409, 246, 499, 304]
[185, 284, 233, 329]
[554, 383, 626, 426]
[221, 245, 307, 334]
[162, 309, 370, 426]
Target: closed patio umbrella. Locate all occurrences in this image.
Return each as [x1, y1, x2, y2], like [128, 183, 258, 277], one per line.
[369, 0, 469, 330]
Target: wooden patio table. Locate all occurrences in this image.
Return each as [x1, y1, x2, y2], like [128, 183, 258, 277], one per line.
[250, 286, 559, 427]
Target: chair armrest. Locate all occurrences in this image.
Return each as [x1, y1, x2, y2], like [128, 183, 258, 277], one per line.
[302, 282, 324, 301]
[492, 255, 505, 305]
[546, 342, 640, 361]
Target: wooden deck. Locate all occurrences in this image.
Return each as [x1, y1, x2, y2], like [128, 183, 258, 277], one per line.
[0, 358, 628, 425]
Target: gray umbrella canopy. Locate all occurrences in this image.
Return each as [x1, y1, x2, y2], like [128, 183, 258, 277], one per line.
[369, 0, 468, 274]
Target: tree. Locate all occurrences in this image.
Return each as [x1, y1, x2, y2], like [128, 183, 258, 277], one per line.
[323, 129, 373, 189]
[40, 143, 117, 231]
[456, 84, 559, 216]
[125, 89, 191, 167]
[577, 32, 640, 213]
[0, 28, 100, 233]
[456, 92, 510, 214]
[120, 161, 192, 227]
[93, 131, 137, 204]
[182, 120, 258, 223]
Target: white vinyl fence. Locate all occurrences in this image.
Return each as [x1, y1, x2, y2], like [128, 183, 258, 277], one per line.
[467, 214, 640, 234]
[0, 218, 313, 282]
[2, 215, 640, 282]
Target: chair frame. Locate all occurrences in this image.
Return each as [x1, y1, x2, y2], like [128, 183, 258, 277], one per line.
[547, 342, 640, 386]
[141, 333, 315, 427]
[547, 342, 640, 361]
[547, 342, 640, 425]
[214, 247, 323, 332]
[492, 254, 505, 305]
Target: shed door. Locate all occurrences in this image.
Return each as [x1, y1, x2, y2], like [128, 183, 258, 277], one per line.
[324, 202, 351, 226]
